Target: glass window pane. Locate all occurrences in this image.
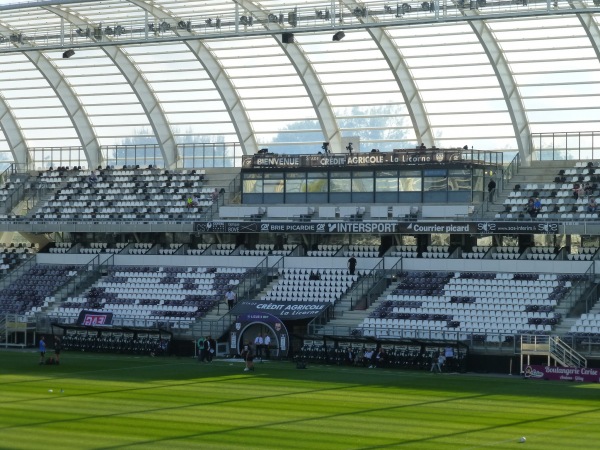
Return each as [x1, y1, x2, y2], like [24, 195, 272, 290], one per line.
[448, 169, 471, 191]
[376, 176, 398, 192]
[352, 174, 373, 192]
[400, 177, 421, 192]
[424, 176, 447, 192]
[244, 178, 262, 193]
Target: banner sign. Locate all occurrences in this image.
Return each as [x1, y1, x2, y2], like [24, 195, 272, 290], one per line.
[474, 222, 560, 234]
[232, 301, 329, 319]
[196, 220, 560, 235]
[194, 221, 398, 234]
[398, 221, 560, 235]
[242, 150, 463, 169]
[77, 309, 114, 326]
[524, 365, 600, 383]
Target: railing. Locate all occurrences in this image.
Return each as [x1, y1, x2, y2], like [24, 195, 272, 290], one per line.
[578, 282, 600, 315]
[321, 324, 523, 347]
[177, 143, 243, 169]
[59, 254, 114, 300]
[1, 313, 33, 348]
[306, 305, 335, 336]
[531, 131, 600, 161]
[237, 256, 275, 302]
[557, 265, 595, 314]
[0, 257, 37, 290]
[103, 144, 163, 168]
[192, 257, 283, 339]
[550, 336, 587, 368]
[0, 164, 28, 215]
[28, 143, 245, 171]
[29, 147, 88, 171]
[308, 260, 401, 335]
[503, 152, 520, 189]
[349, 259, 401, 312]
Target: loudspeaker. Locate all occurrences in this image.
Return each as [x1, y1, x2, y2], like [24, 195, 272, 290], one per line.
[62, 49, 75, 59]
[282, 32, 294, 44]
[332, 31, 345, 41]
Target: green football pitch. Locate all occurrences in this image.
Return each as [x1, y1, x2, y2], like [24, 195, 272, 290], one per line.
[1, 350, 600, 450]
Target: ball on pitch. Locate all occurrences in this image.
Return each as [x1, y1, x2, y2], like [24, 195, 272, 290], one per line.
[519, 437, 526, 443]
[48, 389, 53, 393]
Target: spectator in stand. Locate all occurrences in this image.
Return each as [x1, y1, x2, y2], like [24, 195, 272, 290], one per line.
[533, 197, 542, 216]
[211, 188, 219, 202]
[573, 183, 582, 200]
[374, 347, 387, 368]
[363, 348, 375, 367]
[347, 255, 357, 275]
[345, 347, 355, 365]
[587, 197, 598, 213]
[584, 182, 593, 197]
[525, 197, 536, 218]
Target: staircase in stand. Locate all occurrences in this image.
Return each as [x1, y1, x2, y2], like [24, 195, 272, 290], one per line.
[519, 334, 587, 372]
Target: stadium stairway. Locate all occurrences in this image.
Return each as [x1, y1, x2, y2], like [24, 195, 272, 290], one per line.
[315, 281, 399, 336]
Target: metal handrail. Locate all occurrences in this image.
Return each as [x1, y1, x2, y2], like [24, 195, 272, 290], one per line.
[550, 336, 587, 368]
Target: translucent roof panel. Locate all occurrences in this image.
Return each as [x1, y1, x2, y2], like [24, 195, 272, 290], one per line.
[0, 0, 599, 168]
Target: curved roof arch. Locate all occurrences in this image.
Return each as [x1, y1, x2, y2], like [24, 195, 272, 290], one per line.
[1, 0, 600, 168]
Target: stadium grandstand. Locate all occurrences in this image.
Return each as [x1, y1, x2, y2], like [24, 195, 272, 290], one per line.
[2, 0, 600, 374]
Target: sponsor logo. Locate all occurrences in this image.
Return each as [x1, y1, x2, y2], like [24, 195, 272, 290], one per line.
[477, 222, 497, 233]
[329, 222, 398, 233]
[409, 223, 470, 233]
[538, 223, 559, 233]
[240, 223, 256, 232]
[260, 223, 269, 231]
[235, 322, 241, 331]
[434, 152, 444, 162]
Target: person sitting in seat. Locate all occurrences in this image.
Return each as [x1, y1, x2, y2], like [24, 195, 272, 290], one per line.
[533, 197, 542, 216]
[587, 197, 598, 213]
[374, 348, 387, 368]
[573, 183, 582, 200]
[362, 348, 374, 367]
[525, 197, 537, 218]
